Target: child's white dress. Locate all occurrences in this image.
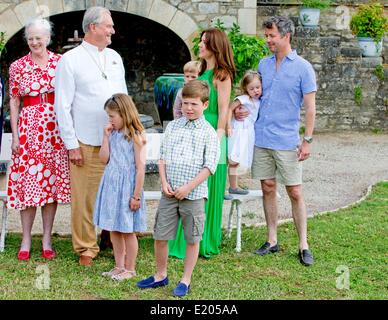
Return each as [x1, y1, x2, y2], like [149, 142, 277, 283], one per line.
[228, 95, 260, 171]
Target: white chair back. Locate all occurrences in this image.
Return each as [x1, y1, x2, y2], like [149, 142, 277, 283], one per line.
[145, 133, 163, 161]
[0, 133, 12, 163]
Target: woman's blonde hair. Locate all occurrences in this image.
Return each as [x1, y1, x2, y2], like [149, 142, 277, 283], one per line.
[104, 93, 146, 146]
[240, 70, 261, 95]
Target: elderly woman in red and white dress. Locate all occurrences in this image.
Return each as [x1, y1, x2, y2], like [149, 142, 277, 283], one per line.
[8, 18, 71, 261]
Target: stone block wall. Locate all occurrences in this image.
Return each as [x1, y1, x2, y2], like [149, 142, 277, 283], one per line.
[256, 1, 388, 131]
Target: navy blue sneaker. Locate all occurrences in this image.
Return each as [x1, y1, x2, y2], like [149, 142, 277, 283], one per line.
[137, 276, 169, 289]
[173, 282, 190, 297]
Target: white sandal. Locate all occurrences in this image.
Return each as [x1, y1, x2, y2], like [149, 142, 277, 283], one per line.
[101, 267, 124, 277]
[111, 269, 137, 281]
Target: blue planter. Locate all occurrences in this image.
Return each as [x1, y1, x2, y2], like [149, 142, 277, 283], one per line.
[154, 73, 184, 123]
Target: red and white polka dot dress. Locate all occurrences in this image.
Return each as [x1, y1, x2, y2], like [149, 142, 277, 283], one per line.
[7, 51, 71, 210]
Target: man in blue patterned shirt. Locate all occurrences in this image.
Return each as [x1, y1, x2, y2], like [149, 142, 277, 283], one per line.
[137, 80, 219, 297]
[236, 16, 316, 266]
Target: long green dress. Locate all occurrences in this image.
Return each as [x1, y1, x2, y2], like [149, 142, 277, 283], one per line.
[168, 69, 227, 259]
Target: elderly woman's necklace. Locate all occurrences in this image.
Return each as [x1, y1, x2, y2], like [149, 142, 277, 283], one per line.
[81, 44, 107, 80]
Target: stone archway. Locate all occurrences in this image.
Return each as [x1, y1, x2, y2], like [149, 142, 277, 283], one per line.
[0, 1, 199, 124]
[0, 0, 198, 57]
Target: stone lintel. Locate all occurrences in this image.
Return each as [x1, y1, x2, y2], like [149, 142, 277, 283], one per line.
[37, 0, 64, 17]
[105, 0, 128, 12]
[127, 0, 153, 18]
[63, 0, 86, 12]
[169, 9, 198, 42]
[0, 9, 23, 42]
[14, 0, 40, 26]
[149, 0, 177, 27]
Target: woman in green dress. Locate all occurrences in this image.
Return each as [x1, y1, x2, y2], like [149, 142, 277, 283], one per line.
[168, 28, 236, 258]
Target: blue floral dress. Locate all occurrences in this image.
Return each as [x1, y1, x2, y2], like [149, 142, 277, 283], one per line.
[94, 130, 146, 233]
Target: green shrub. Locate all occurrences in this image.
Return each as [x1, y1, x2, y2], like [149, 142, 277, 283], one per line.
[350, 1, 388, 42]
[374, 64, 385, 82]
[300, 0, 331, 10]
[0, 32, 6, 57]
[281, 0, 331, 10]
[354, 85, 363, 106]
[192, 20, 270, 85]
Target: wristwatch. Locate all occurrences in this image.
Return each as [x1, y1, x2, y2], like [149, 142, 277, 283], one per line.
[303, 136, 313, 144]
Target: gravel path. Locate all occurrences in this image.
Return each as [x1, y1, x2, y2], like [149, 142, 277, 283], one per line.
[2, 132, 388, 235]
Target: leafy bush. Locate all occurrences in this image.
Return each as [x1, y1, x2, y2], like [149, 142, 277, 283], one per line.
[350, 1, 388, 42]
[300, 0, 331, 10]
[281, 0, 331, 10]
[354, 85, 363, 106]
[0, 32, 6, 57]
[192, 20, 269, 85]
[374, 64, 385, 82]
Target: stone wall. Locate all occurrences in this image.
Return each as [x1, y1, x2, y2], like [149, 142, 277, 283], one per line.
[0, 0, 387, 131]
[256, 1, 388, 131]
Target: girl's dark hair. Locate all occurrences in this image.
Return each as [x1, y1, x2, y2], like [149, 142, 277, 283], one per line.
[199, 28, 236, 83]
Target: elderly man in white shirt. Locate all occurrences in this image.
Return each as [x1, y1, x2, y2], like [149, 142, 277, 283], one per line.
[55, 6, 127, 266]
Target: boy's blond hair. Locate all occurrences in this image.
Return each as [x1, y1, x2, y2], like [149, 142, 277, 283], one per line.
[182, 80, 209, 103]
[183, 60, 200, 74]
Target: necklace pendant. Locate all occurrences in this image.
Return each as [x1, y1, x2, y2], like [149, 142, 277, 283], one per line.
[102, 72, 107, 80]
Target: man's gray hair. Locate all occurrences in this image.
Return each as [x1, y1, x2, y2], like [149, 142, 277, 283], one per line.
[82, 6, 111, 33]
[24, 18, 53, 45]
[263, 16, 295, 40]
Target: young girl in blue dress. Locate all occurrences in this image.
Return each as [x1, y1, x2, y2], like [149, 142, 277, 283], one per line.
[94, 93, 147, 281]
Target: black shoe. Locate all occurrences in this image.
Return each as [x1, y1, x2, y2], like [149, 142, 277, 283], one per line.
[298, 249, 314, 266]
[254, 242, 279, 256]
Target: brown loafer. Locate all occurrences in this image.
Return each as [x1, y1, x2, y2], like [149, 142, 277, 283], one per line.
[79, 255, 93, 267]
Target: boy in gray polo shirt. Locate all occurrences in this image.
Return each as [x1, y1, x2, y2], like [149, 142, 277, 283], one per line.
[137, 80, 220, 297]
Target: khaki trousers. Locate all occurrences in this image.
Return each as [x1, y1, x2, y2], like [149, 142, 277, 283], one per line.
[70, 142, 105, 258]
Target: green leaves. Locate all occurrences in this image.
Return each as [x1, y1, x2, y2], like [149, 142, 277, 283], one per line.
[350, 2, 388, 42]
[300, 0, 331, 10]
[228, 23, 269, 84]
[0, 31, 6, 57]
[192, 20, 270, 85]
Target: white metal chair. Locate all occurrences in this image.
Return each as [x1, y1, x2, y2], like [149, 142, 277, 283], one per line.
[226, 190, 280, 253]
[0, 133, 12, 252]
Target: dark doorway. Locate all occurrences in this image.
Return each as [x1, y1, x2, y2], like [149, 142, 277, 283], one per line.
[0, 10, 192, 124]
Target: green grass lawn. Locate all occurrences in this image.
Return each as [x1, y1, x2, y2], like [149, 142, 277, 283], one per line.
[0, 182, 387, 300]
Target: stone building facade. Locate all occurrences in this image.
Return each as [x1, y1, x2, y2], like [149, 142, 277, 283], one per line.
[0, 0, 387, 131]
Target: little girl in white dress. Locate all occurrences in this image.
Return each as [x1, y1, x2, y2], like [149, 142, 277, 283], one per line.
[227, 70, 262, 196]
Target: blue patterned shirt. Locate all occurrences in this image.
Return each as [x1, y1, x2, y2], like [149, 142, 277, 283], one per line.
[255, 50, 317, 150]
[160, 116, 220, 200]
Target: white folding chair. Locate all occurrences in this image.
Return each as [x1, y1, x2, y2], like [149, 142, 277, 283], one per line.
[0, 133, 12, 252]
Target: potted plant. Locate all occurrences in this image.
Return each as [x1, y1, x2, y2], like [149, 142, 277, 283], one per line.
[299, 0, 331, 27]
[350, 1, 388, 57]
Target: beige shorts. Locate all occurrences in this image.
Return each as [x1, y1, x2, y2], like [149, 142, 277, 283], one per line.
[251, 147, 302, 186]
[153, 195, 205, 244]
